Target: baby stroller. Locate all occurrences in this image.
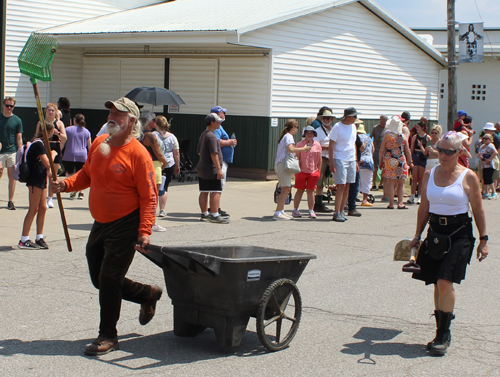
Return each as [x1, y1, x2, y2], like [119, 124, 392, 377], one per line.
[325, 174, 375, 204]
[178, 139, 197, 182]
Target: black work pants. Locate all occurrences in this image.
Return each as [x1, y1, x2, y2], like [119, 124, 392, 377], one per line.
[86, 209, 151, 339]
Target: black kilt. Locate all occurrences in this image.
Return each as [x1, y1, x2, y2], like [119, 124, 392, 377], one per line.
[412, 214, 475, 285]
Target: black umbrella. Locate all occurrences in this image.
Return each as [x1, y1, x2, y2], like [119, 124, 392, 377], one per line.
[125, 86, 186, 106]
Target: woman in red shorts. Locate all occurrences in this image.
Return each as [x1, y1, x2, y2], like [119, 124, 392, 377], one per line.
[292, 126, 322, 218]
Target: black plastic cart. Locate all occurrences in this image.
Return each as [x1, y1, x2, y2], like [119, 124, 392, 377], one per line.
[143, 244, 316, 351]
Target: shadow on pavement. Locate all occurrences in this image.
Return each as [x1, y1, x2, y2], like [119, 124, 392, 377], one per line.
[0, 330, 267, 370]
[67, 223, 93, 231]
[241, 216, 276, 222]
[340, 327, 427, 363]
[161, 212, 203, 223]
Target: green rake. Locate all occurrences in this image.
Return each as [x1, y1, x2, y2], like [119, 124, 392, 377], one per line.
[18, 32, 72, 252]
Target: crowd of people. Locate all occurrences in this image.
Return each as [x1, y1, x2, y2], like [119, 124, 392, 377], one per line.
[0, 96, 184, 249]
[272, 106, 500, 221]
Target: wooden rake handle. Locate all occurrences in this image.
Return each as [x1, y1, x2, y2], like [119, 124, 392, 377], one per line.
[32, 83, 72, 252]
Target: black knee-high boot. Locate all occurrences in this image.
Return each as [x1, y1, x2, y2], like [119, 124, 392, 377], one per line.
[429, 311, 455, 356]
[426, 310, 441, 350]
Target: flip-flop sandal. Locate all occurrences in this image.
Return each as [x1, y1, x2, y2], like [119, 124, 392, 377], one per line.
[397, 205, 409, 209]
[387, 205, 394, 209]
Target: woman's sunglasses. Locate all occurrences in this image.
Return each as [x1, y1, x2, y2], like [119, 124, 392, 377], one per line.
[437, 148, 459, 156]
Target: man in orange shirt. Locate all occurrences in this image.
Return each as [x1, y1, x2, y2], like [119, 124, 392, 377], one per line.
[51, 97, 161, 356]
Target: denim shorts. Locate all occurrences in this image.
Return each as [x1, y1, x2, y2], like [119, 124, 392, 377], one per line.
[333, 159, 356, 185]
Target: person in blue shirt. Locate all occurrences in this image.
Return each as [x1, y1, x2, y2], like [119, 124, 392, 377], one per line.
[210, 106, 237, 217]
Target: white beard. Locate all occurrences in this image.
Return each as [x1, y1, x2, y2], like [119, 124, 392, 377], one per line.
[99, 120, 127, 157]
[99, 141, 111, 157]
[107, 120, 123, 135]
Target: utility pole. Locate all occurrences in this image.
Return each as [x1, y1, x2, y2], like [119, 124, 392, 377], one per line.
[447, 0, 457, 130]
[0, 0, 7, 99]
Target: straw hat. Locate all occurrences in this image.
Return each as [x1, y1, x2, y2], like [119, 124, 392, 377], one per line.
[357, 124, 366, 134]
[386, 116, 403, 134]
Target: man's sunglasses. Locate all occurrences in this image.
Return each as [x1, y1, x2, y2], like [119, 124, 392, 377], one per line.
[4, 104, 14, 108]
[437, 148, 459, 156]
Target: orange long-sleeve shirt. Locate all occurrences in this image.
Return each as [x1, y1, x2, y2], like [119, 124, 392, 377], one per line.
[64, 134, 157, 236]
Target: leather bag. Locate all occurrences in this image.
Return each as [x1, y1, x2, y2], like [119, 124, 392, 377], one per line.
[284, 155, 300, 174]
[425, 230, 451, 260]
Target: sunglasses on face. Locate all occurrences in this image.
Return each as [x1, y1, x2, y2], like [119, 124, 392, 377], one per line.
[4, 104, 14, 108]
[437, 147, 459, 156]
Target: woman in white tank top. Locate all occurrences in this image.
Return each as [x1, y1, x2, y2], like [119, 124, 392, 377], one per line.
[407, 131, 489, 357]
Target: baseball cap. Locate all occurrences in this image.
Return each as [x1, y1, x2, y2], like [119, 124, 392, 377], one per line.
[105, 97, 140, 118]
[457, 110, 467, 117]
[205, 113, 225, 125]
[401, 111, 411, 121]
[211, 106, 227, 114]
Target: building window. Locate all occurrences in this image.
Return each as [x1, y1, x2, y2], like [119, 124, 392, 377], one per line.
[472, 85, 486, 100]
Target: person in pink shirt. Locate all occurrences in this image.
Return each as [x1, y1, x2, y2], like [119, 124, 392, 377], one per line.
[292, 126, 322, 218]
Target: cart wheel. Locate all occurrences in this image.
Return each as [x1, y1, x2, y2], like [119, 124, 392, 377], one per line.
[256, 278, 302, 352]
[367, 194, 375, 204]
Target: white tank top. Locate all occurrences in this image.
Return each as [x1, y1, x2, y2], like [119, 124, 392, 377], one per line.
[427, 166, 470, 215]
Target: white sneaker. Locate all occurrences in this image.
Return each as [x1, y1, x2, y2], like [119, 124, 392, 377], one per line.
[158, 210, 166, 217]
[47, 197, 55, 208]
[152, 224, 166, 232]
[273, 213, 291, 221]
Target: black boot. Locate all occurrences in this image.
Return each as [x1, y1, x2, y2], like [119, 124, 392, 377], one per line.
[426, 310, 441, 350]
[314, 195, 333, 213]
[429, 311, 454, 356]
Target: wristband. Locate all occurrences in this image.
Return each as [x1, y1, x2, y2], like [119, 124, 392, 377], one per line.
[480, 235, 488, 241]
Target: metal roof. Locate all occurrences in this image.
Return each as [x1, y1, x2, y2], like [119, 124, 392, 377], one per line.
[38, 0, 445, 65]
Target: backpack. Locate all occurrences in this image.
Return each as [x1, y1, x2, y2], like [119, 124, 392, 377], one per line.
[13, 140, 42, 183]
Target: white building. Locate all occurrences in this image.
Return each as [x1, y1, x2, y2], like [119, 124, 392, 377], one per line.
[414, 27, 500, 130]
[1, 0, 164, 108]
[414, 27, 500, 168]
[2, 0, 445, 178]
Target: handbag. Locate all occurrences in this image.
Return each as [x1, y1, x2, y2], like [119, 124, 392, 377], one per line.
[284, 155, 300, 174]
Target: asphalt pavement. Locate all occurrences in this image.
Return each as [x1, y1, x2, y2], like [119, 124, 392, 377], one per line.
[0, 175, 499, 376]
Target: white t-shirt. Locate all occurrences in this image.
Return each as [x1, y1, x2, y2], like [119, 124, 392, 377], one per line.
[96, 122, 108, 137]
[275, 133, 295, 164]
[328, 121, 356, 161]
[157, 132, 180, 168]
[479, 143, 497, 169]
[314, 124, 332, 159]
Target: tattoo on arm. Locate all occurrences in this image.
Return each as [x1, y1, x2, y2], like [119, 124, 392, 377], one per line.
[148, 134, 159, 147]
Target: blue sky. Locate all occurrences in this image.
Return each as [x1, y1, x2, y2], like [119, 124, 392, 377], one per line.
[375, 0, 499, 28]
